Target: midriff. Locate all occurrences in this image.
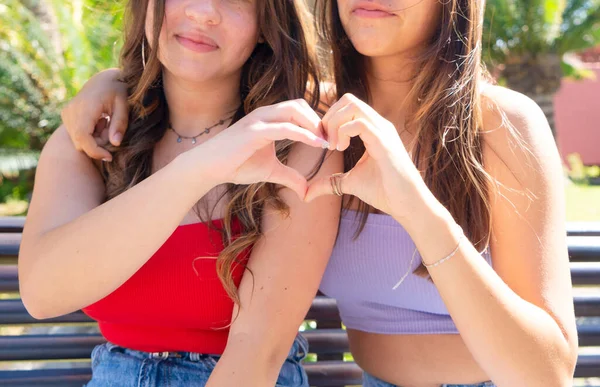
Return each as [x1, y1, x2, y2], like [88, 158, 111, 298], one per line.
[348, 329, 490, 387]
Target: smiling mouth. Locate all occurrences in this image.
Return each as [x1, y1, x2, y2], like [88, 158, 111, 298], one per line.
[175, 35, 219, 53]
[352, 3, 396, 18]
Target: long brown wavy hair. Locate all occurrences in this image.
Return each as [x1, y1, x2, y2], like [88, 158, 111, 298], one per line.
[102, 0, 322, 304]
[315, 0, 518, 275]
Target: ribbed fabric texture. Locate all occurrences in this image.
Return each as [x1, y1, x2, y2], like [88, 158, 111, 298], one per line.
[320, 211, 492, 334]
[83, 219, 245, 355]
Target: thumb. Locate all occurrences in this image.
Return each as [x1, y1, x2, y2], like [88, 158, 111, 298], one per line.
[108, 97, 129, 146]
[305, 172, 349, 203]
[266, 162, 308, 201]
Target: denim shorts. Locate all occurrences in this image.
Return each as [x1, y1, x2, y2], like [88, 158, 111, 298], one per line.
[84, 334, 309, 387]
[363, 371, 496, 387]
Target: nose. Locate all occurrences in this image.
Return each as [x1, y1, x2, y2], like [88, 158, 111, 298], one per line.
[184, 0, 221, 26]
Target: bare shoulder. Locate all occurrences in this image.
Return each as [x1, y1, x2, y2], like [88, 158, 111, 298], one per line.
[25, 125, 106, 235]
[41, 126, 103, 174]
[479, 84, 562, 189]
[480, 84, 553, 150]
[43, 125, 84, 159]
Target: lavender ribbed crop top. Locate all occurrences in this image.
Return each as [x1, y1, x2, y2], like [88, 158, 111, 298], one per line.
[319, 210, 492, 335]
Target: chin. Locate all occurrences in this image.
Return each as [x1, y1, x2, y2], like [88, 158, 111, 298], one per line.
[166, 63, 224, 84]
[350, 37, 395, 57]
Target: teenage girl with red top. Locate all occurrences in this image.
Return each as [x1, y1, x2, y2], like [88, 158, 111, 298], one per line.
[18, 1, 342, 386]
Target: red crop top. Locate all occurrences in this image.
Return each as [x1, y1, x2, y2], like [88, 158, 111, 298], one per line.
[83, 219, 246, 355]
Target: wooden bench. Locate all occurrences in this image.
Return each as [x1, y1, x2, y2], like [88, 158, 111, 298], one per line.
[1, 216, 600, 387]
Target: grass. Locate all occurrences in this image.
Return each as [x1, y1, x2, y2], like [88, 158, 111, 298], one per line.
[566, 183, 600, 222]
[0, 199, 27, 217]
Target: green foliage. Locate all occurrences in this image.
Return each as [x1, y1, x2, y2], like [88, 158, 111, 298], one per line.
[567, 153, 600, 184]
[484, 0, 600, 71]
[0, 0, 124, 151]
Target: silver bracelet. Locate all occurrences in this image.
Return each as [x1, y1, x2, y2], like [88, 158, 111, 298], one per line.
[422, 226, 465, 269]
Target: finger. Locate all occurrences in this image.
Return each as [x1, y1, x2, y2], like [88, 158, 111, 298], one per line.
[304, 175, 332, 202]
[321, 93, 353, 129]
[267, 162, 308, 201]
[261, 123, 330, 149]
[305, 172, 349, 203]
[260, 100, 323, 137]
[90, 115, 110, 147]
[337, 118, 381, 155]
[95, 127, 110, 147]
[93, 113, 109, 134]
[296, 98, 322, 127]
[63, 114, 100, 152]
[321, 106, 345, 150]
[322, 93, 367, 150]
[78, 134, 113, 161]
[108, 96, 129, 146]
[326, 102, 365, 151]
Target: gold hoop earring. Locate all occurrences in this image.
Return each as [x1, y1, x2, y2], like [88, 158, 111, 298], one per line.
[142, 39, 147, 70]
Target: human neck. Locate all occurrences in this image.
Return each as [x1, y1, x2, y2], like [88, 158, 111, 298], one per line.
[162, 70, 241, 138]
[364, 54, 417, 129]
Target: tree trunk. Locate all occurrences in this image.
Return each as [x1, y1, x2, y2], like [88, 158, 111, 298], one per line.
[502, 53, 563, 139]
[21, 0, 63, 59]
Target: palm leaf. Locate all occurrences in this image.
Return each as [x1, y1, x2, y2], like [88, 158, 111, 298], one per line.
[0, 0, 124, 150]
[556, 3, 600, 53]
[484, 0, 600, 69]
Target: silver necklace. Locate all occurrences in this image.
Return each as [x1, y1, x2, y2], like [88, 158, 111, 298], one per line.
[169, 113, 235, 144]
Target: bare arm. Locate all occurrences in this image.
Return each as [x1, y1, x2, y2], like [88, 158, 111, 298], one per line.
[401, 88, 577, 386]
[206, 146, 343, 386]
[19, 126, 214, 319]
[306, 90, 577, 387]
[20, 100, 330, 320]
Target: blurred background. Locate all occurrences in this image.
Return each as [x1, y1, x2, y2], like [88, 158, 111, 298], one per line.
[0, 0, 599, 220]
[0, 1, 599, 386]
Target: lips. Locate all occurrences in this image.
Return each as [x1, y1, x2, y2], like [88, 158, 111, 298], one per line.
[352, 1, 396, 17]
[175, 33, 219, 53]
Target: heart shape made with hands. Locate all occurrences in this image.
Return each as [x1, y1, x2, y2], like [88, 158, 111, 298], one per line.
[301, 93, 414, 219]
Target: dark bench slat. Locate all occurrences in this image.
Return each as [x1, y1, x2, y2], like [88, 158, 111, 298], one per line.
[0, 234, 21, 259]
[0, 330, 351, 361]
[0, 368, 92, 387]
[0, 363, 361, 387]
[305, 361, 362, 386]
[2, 235, 599, 263]
[0, 334, 104, 361]
[567, 222, 600, 237]
[1, 318, 598, 361]
[0, 265, 18, 292]
[570, 237, 600, 261]
[0, 355, 599, 387]
[571, 262, 600, 285]
[575, 353, 600, 378]
[1, 217, 597, 235]
[8, 264, 600, 293]
[1, 216, 600, 384]
[303, 329, 349, 354]
[574, 294, 600, 316]
[3, 261, 600, 295]
[577, 323, 600, 346]
[0, 297, 342, 325]
[0, 217, 25, 233]
[0, 299, 92, 325]
[3, 293, 600, 326]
